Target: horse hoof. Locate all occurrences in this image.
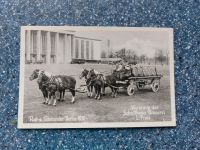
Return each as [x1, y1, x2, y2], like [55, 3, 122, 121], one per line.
[53, 105, 56, 107]
[70, 101, 75, 104]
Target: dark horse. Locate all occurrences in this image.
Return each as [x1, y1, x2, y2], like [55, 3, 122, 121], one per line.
[86, 69, 104, 100]
[79, 69, 97, 98]
[87, 69, 120, 99]
[37, 73, 76, 106]
[104, 73, 120, 98]
[29, 69, 76, 106]
[29, 69, 57, 104]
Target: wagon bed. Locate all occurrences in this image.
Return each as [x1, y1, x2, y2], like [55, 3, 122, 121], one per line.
[115, 66, 163, 96]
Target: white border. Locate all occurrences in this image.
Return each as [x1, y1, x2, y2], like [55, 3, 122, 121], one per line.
[18, 26, 176, 129]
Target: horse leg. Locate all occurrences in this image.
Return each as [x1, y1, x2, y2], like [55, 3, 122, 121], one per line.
[70, 89, 75, 103]
[110, 87, 114, 97]
[102, 84, 105, 96]
[58, 90, 64, 101]
[87, 86, 90, 97]
[90, 85, 93, 97]
[113, 86, 119, 98]
[57, 91, 61, 101]
[52, 92, 57, 106]
[94, 85, 98, 99]
[114, 88, 118, 97]
[62, 90, 65, 101]
[57, 91, 62, 101]
[45, 90, 49, 104]
[42, 91, 46, 104]
[48, 92, 52, 105]
[42, 90, 48, 104]
[97, 85, 101, 100]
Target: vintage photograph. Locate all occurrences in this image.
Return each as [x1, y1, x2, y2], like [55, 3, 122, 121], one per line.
[18, 26, 175, 128]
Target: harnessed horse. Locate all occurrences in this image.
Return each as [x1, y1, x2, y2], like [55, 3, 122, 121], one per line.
[87, 69, 121, 99]
[86, 69, 105, 100]
[29, 69, 62, 104]
[79, 69, 97, 98]
[29, 69, 76, 106]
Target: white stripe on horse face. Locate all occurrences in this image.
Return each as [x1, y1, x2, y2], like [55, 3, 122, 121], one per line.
[93, 70, 99, 74]
[38, 70, 43, 76]
[44, 71, 52, 78]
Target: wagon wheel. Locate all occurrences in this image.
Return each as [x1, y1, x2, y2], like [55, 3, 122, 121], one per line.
[127, 84, 135, 96]
[151, 80, 160, 92]
[136, 83, 145, 90]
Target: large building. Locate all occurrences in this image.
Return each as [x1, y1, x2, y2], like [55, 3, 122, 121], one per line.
[24, 29, 101, 64]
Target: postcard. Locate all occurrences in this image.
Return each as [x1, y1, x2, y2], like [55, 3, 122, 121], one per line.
[18, 26, 175, 128]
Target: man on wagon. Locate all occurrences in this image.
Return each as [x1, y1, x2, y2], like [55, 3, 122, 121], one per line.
[113, 60, 132, 80]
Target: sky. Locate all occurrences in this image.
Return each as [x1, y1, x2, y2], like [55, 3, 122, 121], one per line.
[74, 29, 170, 58]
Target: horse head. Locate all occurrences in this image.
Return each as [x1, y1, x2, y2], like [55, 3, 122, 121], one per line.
[29, 69, 40, 81]
[87, 69, 97, 79]
[37, 71, 44, 84]
[37, 71, 50, 84]
[79, 69, 89, 79]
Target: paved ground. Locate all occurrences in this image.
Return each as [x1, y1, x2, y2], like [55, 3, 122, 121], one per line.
[23, 63, 172, 123]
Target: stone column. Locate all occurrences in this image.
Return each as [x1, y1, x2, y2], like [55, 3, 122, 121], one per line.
[55, 33, 59, 64]
[71, 35, 75, 59]
[36, 30, 41, 61]
[91, 41, 94, 60]
[84, 40, 87, 60]
[26, 30, 31, 61]
[76, 39, 79, 59]
[78, 39, 82, 59]
[88, 40, 91, 60]
[65, 34, 72, 63]
[46, 31, 51, 64]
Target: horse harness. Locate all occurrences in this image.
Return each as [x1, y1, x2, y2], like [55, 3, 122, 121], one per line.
[39, 72, 64, 90]
[49, 76, 63, 90]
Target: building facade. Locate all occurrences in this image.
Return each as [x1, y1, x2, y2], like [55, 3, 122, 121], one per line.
[25, 29, 101, 64]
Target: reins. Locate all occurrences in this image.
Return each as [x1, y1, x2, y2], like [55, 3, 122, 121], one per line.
[105, 82, 123, 89]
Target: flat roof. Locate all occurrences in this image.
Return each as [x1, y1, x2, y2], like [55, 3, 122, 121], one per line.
[25, 29, 75, 35]
[75, 36, 101, 41]
[23, 28, 101, 41]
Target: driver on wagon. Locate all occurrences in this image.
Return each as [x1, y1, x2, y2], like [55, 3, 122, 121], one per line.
[114, 60, 132, 80]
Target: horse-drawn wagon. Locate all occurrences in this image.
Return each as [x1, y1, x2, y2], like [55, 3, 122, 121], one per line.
[29, 66, 163, 104]
[114, 66, 163, 96]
